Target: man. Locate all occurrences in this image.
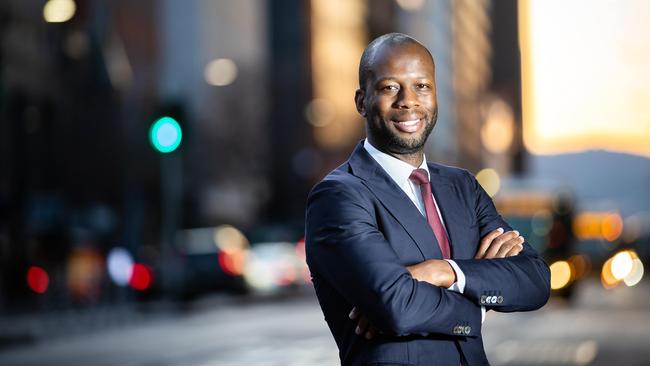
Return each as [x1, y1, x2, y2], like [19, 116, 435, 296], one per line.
[305, 33, 550, 365]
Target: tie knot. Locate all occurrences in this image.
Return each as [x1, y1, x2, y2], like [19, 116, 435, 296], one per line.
[409, 168, 429, 185]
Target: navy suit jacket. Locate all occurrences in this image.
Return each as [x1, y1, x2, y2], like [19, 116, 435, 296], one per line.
[305, 142, 550, 365]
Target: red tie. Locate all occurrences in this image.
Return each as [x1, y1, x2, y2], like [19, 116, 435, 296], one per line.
[409, 169, 451, 259]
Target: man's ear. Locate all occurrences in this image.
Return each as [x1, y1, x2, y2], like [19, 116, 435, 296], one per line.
[354, 88, 366, 117]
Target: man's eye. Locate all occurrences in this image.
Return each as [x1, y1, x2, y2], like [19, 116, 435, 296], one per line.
[383, 85, 398, 91]
[417, 83, 430, 89]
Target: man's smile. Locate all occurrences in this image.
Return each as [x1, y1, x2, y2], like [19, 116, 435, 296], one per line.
[392, 118, 422, 133]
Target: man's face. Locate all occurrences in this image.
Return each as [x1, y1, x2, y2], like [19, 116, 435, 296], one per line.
[355, 43, 438, 155]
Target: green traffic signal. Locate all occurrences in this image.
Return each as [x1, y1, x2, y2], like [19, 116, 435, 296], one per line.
[149, 116, 182, 153]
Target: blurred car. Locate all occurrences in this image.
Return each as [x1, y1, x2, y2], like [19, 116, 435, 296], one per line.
[242, 240, 310, 295]
[171, 226, 249, 300]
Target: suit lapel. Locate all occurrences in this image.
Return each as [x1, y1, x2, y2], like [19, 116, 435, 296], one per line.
[347, 142, 441, 260]
[428, 165, 475, 260]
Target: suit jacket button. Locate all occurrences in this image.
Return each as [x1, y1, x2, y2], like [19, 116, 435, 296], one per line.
[497, 295, 504, 304]
[480, 295, 486, 304]
[464, 326, 471, 335]
[490, 295, 498, 304]
[453, 326, 459, 334]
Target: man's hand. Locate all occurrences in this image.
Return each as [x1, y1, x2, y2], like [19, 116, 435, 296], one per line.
[349, 306, 380, 340]
[406, 259, 456, 288]
[475, 228, 524, 259]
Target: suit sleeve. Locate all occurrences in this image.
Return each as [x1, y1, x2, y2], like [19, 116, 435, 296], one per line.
[453, 171, 551, 312]
[306, 178, 481, 337]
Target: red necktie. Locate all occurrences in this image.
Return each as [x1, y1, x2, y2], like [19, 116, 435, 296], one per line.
[409, 169, 451, 259]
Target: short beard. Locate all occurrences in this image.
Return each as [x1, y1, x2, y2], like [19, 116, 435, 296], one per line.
[369, 108, 438, 155]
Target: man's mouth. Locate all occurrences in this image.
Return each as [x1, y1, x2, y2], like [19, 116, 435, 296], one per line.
[392, 119, 421, 133]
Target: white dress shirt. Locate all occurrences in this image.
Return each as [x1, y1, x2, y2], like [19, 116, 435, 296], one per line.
[363, 139, 485, 322]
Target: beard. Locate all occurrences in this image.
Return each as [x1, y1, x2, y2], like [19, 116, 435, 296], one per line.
[367, 107, 438, 155]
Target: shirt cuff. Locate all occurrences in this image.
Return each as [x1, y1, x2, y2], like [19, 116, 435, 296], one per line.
[444, 259, 466, 293]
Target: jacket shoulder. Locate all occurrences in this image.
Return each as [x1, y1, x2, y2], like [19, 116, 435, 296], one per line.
[308, 163, 368, 197]
[428, 162, 475, 185]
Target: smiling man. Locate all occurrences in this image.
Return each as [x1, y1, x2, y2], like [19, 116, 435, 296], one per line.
[305, 33, 550, 365]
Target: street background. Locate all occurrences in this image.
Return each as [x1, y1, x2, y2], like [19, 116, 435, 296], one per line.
[1, 0, 650, 365]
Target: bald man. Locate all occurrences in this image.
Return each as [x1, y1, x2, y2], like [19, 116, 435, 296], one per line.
[305, 33, 550, 365]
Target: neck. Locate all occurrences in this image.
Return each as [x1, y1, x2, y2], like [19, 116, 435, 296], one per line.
[388, 150, 424, 168]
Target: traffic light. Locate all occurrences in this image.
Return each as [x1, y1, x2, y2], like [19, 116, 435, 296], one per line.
[149, 116, 182, 153]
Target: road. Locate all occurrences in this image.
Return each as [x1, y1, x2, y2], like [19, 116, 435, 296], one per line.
[1, 279, 649, 366]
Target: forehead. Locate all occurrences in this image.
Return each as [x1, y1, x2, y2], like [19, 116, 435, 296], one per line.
[369, 43, 435, 81]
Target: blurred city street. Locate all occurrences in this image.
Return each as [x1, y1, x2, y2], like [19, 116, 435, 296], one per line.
[2, 278, 650, 366]
[2, 0, 650, 365]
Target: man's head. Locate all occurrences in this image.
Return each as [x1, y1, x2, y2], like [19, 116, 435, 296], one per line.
[355, 33, 438, 156]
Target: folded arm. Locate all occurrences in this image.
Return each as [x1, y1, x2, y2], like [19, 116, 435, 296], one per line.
[453, 171, 551, 312]
[306, 178, 481, 337]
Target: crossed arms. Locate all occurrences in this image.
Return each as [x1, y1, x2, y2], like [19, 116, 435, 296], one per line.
[305, 172, 550, 338]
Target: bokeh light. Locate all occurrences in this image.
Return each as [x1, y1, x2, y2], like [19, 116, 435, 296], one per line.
[624, 258, 644, 287]
[149, 116, 182, 153]
[601, 250, 644, 289]
[574, 340, 599, 365]
[243, 242, 303, 292]
[601, 213, 624, 242]
[67, 248, 104, 301]
[549, 260, 572, 290]
[243, 252, 275, 291]
[213, 225, 249, 252]
[476, 168, 501, 197]
[600, 257, 619, 289]
[129, 263, 153, 291]
[481, 98, 515, 154]
[43, 0, 76, 23]
[611, 250, 634, 280]
[396, 0, 425, 11]
[574, 211, 623, 242]
[530, 209, 552, 236]
[218, 250, 247, 277]
[305, 98, 335, 127]
[27, 266, 49, 294]
[204, 58, 238, 86]
[107, 247, 134, 287]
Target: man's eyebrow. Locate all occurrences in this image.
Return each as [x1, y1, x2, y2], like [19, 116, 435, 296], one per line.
[374, 77, 397, 84]
[374, 76, 433, 84]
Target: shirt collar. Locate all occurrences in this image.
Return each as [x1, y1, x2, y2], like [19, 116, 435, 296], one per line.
[363, 139, 430, 185]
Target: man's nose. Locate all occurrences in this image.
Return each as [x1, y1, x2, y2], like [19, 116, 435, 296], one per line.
[394, 87, 419, 109]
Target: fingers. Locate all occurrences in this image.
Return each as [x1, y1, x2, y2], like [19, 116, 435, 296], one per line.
[365, 325, 379, 339]
[494, 236, 525, 258]
[475, 227, 504, 259]
[348, 306, 359, 320]
[350, 308, 380, 340]
[355, 315, 369, 336]
[504, 241, 524, 257]
[484, 230, 520, 259]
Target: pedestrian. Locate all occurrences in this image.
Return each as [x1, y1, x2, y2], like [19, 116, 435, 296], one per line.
[305, 33, 550, 365]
